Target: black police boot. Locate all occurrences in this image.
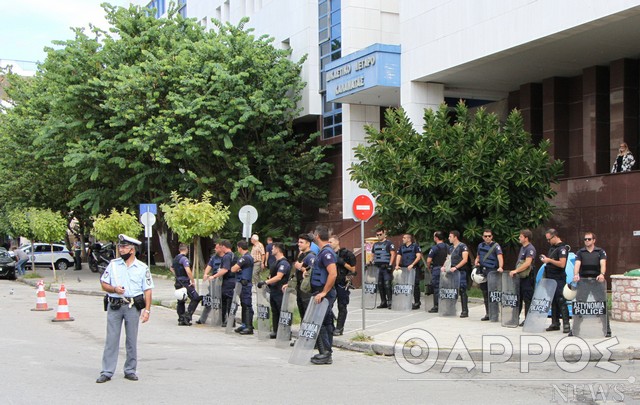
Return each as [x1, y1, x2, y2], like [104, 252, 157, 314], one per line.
[235, 307, 247, 333]
[459, 288, 469, 318]
[376, 282, 388, 308]
[546, 300, 560, 331]
[481, 290, 489, 320]
[334, 308, 347, 336]
[412, 284, 421, 310]
[384, 281, 393, 309]
[183, 312, 193, 326]
[239, 307, 254, 334]
[311, 336, 332, 365]
[428, 291, 439, 313]
[560, 298, 570, 333]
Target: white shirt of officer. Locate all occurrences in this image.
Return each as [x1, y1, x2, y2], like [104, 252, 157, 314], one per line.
[101, 255, 154, 298]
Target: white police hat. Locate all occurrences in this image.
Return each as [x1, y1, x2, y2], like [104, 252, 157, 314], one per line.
[118, 234, 142, 246]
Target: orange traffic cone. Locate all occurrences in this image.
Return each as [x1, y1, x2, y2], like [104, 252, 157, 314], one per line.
[31, 280, 53, 312]
[52, 284, 74, 322]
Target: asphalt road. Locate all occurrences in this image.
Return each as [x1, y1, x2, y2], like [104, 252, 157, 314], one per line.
[2, 281, 639, 404]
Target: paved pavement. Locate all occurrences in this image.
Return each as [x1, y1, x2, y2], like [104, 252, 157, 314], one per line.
[17, 263, 640, 362]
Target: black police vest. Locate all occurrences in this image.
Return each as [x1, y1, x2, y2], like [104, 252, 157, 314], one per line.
[238, 253, 254, 281]
[373, 241, 392, 264]
[399, 243, 420, 268]
[172, 254, 188, 278]
[210, 255, 222, 275]
[431, 243, 447, 267]
[311, 245, 336, 288]
[577, 248, 602, 278]
[222, 252, 237, 280]
[270, 257, 290, 290]
[478, 242, 499, 269]
[295, 251, 313, 283]
[336, 248, 355, 283]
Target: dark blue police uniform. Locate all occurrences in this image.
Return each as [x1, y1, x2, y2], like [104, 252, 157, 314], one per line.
[372, 239, 395, 308]
[269, 257, 291, 336]
[397, 242, 422, 308]
[220, 251, 237, 326]
[427, 242, 448, 312]
[310, 244, 337, 358]
[172, 253, 201, 325]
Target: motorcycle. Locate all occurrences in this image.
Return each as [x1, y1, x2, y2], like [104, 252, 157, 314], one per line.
[88, 242, 115, 274]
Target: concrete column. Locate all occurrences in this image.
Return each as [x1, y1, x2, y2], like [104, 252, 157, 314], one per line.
[401, 82, 444, 131]
[610, 58, 639, 167]
[582, 66, 610, 176]
[542, 77, 571, 177]
[341, 104, 381, 219]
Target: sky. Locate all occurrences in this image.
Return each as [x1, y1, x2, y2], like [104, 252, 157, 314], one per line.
[1, 0, 131, 73]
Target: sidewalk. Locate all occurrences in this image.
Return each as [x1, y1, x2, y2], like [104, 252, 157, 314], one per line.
[19, 264, 640, 362]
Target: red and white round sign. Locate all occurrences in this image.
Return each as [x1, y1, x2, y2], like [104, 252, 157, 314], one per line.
[352, 194, 375, 221]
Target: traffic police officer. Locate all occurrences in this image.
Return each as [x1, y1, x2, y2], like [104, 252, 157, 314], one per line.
[474, 229, 504, 320]
[231, 240, 254, 335]
[572, 231, 611, 337]
[427, 231, 448, 313]
[257, 242, 290, 338]
[211, 239, 236, 327]
[96, 234, 153, 383]
[395, 233, 423, 310]
[330, 235, 356, 335]
[171, 243, 201, 326]
[309, 225, 337, 365]
[371, 229, 396, 309]
[540, 228, 570, 333]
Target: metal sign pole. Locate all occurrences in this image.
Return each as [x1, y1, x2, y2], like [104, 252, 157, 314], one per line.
[361, 219, 366, 330]
[146, 207, 151, 270]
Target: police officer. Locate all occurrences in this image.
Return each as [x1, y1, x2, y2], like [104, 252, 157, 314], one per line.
[170, 243, 201, 326]
[474, 229, 504, 320]
[257, 242, 290, 338]
[211, 239, 236, 327]
[96, 234, 153, 383]
[395, 233, 423, 310]
[330, 235, 356, 336]
[309, 225, 337, 365]
[370, 229, 396, 309]
[427, 231, 448, 313]
[231, 240, 254, 335]
[290, 234, 316, 319]
[540, 228, 570, 333]
[503, 229, 537, 326]
[196, 243, 223, 324]
[572, 231, 611, 337]
[449, 230, 470, 318]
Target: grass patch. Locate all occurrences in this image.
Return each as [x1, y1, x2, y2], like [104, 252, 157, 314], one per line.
[152, 299, 163, 306]
[24, 272, 42, 279]
[364, 351, 376, 356]
[350, 332, 373, 342]
[149, 265, 172, 277]
[468, 286, 483, 298]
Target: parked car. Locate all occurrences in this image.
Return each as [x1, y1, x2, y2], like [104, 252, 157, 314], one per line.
[21, 243, 75, 271]
[0, 247, 16, 280]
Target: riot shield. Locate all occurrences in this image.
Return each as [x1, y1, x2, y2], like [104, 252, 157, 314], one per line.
[289, 298, 329, 366]
[500, 272, 520, 328]
[487, 271, 502, 322]
[572, 278, 608, 338]
[256, 286, 271, 340]
[225, 282, 242, 334]
[391, 267, 416, 311]
[210, 278, 222, 326]
[276, 287, 296, 348]
[523, 278, 557, 333]
[438, 270, 460, 317]
[363, 264, 378, 310]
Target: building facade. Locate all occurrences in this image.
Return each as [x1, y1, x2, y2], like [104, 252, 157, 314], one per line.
[135, 0, 640, 275]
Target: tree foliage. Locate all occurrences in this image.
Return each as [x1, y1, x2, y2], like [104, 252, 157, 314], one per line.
[93, 208, 143, 243]
[0, 3, 331, 242]
[349, 103, 564, 245]
[161, 191, 230, 243]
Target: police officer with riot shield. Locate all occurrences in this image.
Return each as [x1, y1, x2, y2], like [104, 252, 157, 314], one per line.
[330, 236, 356, 335]
[395, 233, 423, 310]
[475, 229, 504, 320]
[427, 231, 448, 313]
[257, 242, 290, 338]
[170, 243, 201, 326]
[196, 244, 223, 324]
[370, 229, 396, 309]
[540, 229, 570, 333]
[231, 240, 254, 335]
[211, 240, 236, 327]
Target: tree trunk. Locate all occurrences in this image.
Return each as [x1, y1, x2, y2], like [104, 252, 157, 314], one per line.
[157, 227, 173, 267]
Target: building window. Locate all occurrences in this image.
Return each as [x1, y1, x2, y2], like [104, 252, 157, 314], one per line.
[178, 0, 187, 17]
[146, 0, 166, 18]
[319, 0, 341, 140]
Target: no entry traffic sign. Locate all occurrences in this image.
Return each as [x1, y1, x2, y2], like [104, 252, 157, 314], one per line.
[352, 194, 375, 221]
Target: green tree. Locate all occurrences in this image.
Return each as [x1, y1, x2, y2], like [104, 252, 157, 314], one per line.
[349, 103, 563, 245]
[161, 191, 230, 285]
[93, 208, 143, 244]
